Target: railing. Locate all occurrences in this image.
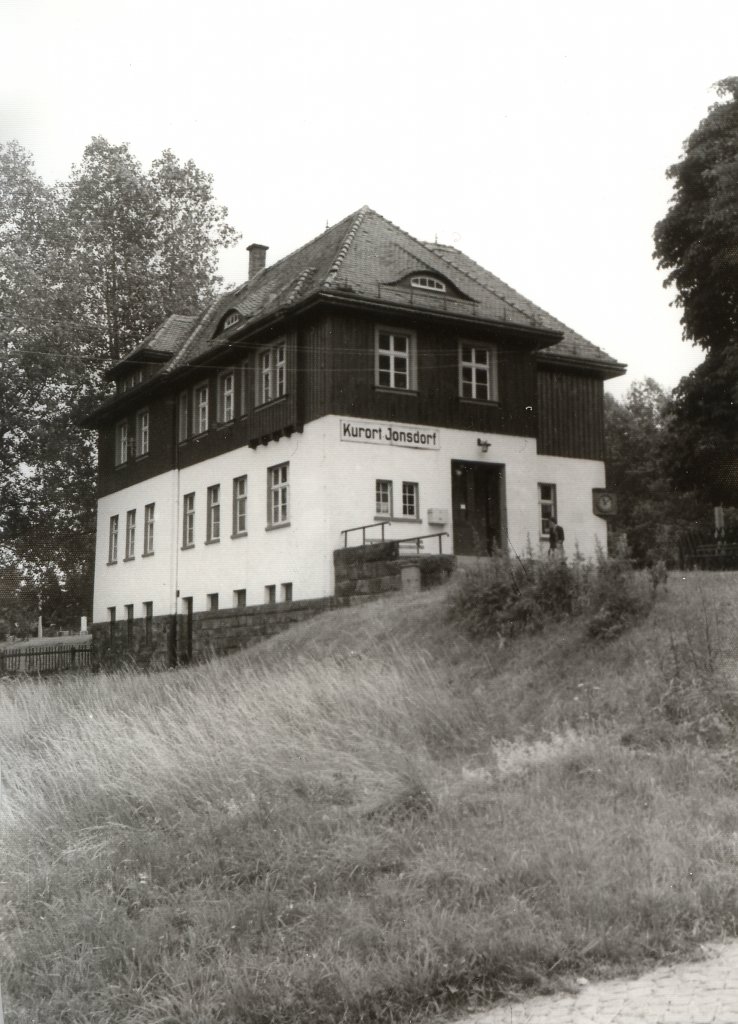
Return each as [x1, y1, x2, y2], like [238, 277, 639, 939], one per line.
[0, 641, 92, 677]
[397, 532, 449, 555]
[341, 520, 390, 548]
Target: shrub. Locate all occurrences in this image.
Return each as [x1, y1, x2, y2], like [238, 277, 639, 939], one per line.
[449, 547, 656, 641]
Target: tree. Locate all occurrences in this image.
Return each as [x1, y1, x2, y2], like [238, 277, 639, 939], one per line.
[604, 379, 705, 564]
[0, 138, 239, 627]
[653, 78, 738, 505]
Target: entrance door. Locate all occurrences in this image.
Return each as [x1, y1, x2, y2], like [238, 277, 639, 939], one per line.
[451, 460, 503, 555]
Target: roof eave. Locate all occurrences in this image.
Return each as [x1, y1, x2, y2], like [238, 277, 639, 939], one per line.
[537, 351, 627, 380]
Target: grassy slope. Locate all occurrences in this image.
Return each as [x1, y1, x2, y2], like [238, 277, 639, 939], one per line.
[1, 573, 738, 1023]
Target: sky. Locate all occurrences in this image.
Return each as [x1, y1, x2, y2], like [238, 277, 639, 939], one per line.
[2, 0, 737, 399]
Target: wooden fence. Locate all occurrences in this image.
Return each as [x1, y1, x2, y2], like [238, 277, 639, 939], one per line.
[0, 641, 92, 677]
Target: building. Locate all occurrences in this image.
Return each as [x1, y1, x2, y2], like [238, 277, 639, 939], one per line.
[81, 206, 625, 663]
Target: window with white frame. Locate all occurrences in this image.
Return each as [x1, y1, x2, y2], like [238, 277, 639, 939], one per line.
[178, 391, 189, 442]
[267, 462, 289, 527]
[143, 502, 155, 555]
[401, 481, 419, 518]
[411, 275, 446, 292]
[125, 509, 136, 559]
[459, 342, 498, 402]
[136, 409, 150, 457]
[194, 383, 209, 434]
[218, 371, 235, 423]
[206, 484, 221, 542]
[239, 359, 249, 416]
[538, 483, 557, 538]
[182, 492, 195, 548]
[233, 475, 248, 536]
[256, 342, 286, 406]
[375, 479, 393, 517]
[114, 420, 128, 466]
[375, 329, 415, 390]
[108, 515, 119, 563]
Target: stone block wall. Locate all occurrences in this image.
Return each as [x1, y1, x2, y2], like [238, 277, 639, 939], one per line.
[334, 542, 455, 599]
[93, 549, 456, 671]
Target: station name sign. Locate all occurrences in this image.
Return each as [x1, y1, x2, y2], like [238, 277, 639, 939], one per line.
[340, 418, 440, 450]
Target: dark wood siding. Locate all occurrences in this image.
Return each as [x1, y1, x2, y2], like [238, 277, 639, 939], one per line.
[97, 396, 176, 497]
[302, 311, 538, 438]
[536, 367, 605, 460]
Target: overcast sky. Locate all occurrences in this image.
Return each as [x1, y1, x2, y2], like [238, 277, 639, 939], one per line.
[3, 0, 737, 398]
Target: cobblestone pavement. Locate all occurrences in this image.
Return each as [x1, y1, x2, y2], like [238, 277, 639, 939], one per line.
[451, 942, 738, 1024]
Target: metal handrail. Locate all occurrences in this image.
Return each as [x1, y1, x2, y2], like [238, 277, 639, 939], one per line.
[340, 520, 390, 548]
[396, 532, 449, 555]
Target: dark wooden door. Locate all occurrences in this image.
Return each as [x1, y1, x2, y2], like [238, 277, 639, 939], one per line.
[451, 460, 503, 555]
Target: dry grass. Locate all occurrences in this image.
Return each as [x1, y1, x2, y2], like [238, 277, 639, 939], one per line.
[1, 573, 738, 1023]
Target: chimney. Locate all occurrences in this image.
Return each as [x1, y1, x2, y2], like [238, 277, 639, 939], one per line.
[247, 243, 268, 279]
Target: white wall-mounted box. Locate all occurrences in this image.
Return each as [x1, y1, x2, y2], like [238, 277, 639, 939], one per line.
[427, 508, 448, 526]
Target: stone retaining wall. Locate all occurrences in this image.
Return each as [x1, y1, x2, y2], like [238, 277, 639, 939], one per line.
[334, 542, 454, 599]
[93, 548, 455, 670]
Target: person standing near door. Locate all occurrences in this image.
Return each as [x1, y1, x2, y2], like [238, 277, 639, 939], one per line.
[548, 516, 565, 558]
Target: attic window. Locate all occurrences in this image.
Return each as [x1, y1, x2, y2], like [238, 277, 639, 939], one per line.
[223, 312, 240, 330]
[410, 275, 446, 293]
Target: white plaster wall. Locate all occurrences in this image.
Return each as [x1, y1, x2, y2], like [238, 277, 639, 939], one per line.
[93, 470, 179, 623]
[535, 454, 608, 558]
[175, 432, 333, 612]
[92, 415, 609, 623]
[314, 415, 542, 559]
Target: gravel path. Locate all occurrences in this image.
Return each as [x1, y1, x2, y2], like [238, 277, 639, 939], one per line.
[451, 941, 738, 1024]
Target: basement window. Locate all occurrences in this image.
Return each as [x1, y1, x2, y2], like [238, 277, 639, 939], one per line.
[281, 582, 293, 603]
[207, 593, 219, 611]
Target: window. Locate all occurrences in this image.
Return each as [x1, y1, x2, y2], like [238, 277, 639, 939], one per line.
[125, 509, 136, 559]
[256, 342, 286, 405]
[375, 329, 415, 390]
[224, 311, 240, 330]
[239, 359, 249, 416]
[218, 371, 234, 423]
[108, 606, 116, 642]
[207, 485, 221, 542]
[233, 475, 248, 536]
[136, 409, 150, 457]
[143, 503, 155, 555]
[126, 604, 134, 644]
[459, 342, 498, 402]
[178, 391, 189, 442]
[411, 275, 446, 292]
[122, 369, 143, 392]
[376, 479, 393, 517]
[401, 482, 419, 518]
[108, 515, 119, 563]
[265, 585, 276, 605]
[281, 582, 293, 603]
[115, 420, 129, 466]
[538, 483, 557, 538]
[234, 588, 246, 608]
[267, 463, 289, 527]
[144, 601, 153, 644]
[182, 492, 195, 548]
[207, 593, 219, 611]
[194, 383, 209, 434]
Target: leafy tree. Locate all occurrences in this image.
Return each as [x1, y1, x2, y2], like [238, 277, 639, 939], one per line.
[604, 379, 705, 564]
[0, 138, 239, 628]
[654, 78, 738, 504]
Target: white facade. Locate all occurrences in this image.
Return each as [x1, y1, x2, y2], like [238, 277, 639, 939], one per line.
[93, 414, 608, 623]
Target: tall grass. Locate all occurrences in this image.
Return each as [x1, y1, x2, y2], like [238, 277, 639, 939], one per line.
[1, 576, 738, 1023]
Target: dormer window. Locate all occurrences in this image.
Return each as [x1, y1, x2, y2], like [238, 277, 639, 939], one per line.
[411, 275, 446, 293]
[224, 312, 239, 329]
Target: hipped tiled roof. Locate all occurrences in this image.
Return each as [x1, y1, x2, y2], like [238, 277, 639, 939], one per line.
[108, 206, 625, 381]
